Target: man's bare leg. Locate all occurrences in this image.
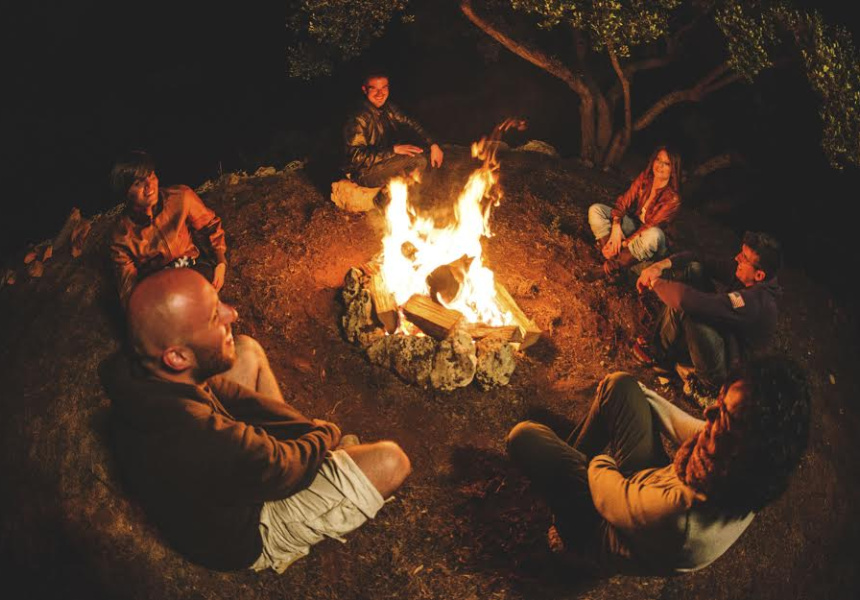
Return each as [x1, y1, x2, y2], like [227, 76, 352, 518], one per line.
[220, 334, 284, 401]
[343, 441, 411, 499]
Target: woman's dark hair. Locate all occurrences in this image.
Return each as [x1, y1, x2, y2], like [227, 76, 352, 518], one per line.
[110, 150, 155, 200]
[645, 145, 682, 194]
[743, 230, 783, 278]
[711, 355, 811, 516]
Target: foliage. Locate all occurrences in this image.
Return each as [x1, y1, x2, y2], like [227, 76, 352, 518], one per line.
[283, 0, 860, 168]
[777, 7, 860, 169]
[286, 0, 411, 79]
[510, 0, 680, 57]
[713, 0, 778, 80]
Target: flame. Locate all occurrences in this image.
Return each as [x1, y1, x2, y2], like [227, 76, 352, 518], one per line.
[377, 120, 526, 328]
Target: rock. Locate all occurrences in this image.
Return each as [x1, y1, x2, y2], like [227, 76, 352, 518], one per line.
[475, 337, 516, 389]
[342, 267, 366, 305]
[254, 166, 278, 177]
[42, 245, 53, 261]
[24, 249, 38, 264]
[430, 330, 477, 391]
[341, 288, 374, 344]
[331, 179, 379, 213]
[514, 140, 560, 158]
[369, 335, 437, 387]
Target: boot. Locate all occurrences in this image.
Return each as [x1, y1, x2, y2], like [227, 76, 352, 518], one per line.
[584, 247, 637, 283]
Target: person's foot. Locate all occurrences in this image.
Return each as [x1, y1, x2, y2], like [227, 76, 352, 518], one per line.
[337, 434, 361, 449]
[632, 337, 671, 373]
[679, 372, 719, 408]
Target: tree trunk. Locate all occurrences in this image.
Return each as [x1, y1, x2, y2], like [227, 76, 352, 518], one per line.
[460, 0, 598, 163]
[602, 44, 632, 169]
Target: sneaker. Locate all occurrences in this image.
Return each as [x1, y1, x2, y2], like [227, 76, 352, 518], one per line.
[632, 337, 671, 374]
[681, 373, 719, 408]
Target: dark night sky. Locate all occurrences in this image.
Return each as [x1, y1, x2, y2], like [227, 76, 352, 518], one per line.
[3, 0, 859, 297]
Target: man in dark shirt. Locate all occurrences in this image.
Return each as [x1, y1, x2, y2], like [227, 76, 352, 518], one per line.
[634, 231, 783, 405]
[101, 268, 411, 571]
[343, 71, 444, 188]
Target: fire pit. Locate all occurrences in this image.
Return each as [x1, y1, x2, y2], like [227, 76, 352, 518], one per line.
[341, 121, 541, 391]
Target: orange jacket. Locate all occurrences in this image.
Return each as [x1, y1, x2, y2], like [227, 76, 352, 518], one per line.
[110, 185, 227, 304]
[611, 171, 681, 233]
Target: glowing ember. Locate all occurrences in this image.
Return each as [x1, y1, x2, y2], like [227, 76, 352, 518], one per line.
[377, 121, 525, 329]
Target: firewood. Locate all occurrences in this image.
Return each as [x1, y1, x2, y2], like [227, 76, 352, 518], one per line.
[462, 323, 521, 343]
[369, 273, 398, 333]
[403, 295, 463, 340]
[493, 282, 542, 349]
[52, 207, 82, 251]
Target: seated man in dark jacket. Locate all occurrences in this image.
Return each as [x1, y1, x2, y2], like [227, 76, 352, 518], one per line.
[634, 231, 783, 405]
[343, 71, 443, 188]
[100, 268, 411, 572]
[109, 150, 228, 307]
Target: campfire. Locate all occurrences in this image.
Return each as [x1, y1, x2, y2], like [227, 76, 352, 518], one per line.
[342, 120, 541, 391]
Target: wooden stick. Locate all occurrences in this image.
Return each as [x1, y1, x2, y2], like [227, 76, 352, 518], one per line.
[462, 323, 521, 343]
[369, 273, 398, 333]
[403, 295, 463, 340]
[494, 282, 542, 349]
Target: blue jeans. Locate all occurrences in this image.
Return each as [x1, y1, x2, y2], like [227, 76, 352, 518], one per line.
[588, 203, 666, 261]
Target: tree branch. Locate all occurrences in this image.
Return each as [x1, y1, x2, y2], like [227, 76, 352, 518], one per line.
[459, 0, 589, 97]
[632, 62, 739, 132]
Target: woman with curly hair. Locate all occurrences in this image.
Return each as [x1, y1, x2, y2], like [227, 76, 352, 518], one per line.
[586, 146, 682, 282]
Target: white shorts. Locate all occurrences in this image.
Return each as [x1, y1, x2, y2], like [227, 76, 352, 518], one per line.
[250, 449, 385, 573]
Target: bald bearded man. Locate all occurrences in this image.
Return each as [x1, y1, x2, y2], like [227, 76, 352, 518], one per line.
[100, 269, 411, 572]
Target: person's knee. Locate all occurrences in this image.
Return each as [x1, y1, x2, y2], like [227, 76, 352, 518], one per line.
[375, 440, 411, 485]
[597, 372, 640, 407]
[506, 421, 548, 461]
[235, 334, 266, 366]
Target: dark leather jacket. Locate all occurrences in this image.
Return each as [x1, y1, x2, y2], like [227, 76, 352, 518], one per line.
[343, 99, 434, 175]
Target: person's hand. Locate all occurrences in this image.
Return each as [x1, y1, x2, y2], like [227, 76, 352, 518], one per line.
[603, 224, 623, 259]
[636, 263, 665, 294]
[394, 144, 423, 157]
[430, 143, 444, 167]
[312, 418, 342, 442]
[212, 262, 227, 291]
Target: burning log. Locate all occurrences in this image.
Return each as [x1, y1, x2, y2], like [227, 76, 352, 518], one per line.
[494, 282, 542, 349]
[369, 273, 398, 334]
[403, 294, 463, 340]
[426, 254, 473, 304]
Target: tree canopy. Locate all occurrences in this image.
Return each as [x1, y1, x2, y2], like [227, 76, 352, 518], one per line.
[286, 0, 860, 170]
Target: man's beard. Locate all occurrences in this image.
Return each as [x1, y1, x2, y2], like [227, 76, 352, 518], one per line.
[191, 343, 235, 381]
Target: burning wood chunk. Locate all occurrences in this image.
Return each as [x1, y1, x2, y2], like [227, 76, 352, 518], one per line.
[494, 282, 542, 349]
[462, 323, 522, 343]
[476, 337, 516, 389]
[403, 295, 463, 340]
[426, 254, 473, 304]
[369, 273, 398, 333]
[430, 330, 477, 391]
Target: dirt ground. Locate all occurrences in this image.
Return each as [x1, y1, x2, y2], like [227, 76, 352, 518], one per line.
[1, 147, 858, 600]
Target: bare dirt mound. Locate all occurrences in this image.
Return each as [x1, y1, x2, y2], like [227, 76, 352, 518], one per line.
[1, 147, 858, 600]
